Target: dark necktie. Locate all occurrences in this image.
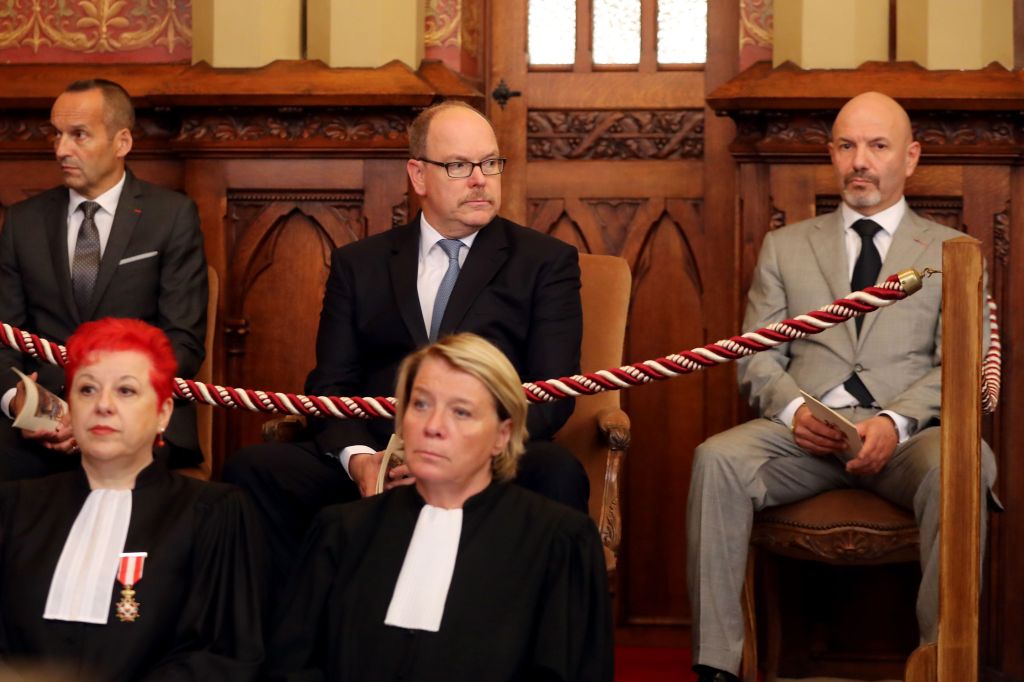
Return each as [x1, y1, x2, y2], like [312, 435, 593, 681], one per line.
[72, 201, 101, 314]
[429, 239, 462, 341]
[844, 218, 883, 406]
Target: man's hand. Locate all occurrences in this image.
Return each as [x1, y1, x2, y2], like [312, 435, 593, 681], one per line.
[349, 451, 416, 497]
[791, 404, 846, 455]
[846, 415, 898, 476]
[12, 374, 77, 454]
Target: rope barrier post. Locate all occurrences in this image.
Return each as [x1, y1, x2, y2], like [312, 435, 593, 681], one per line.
[938, 237, 984, 681]
[906, 237, 984, 682]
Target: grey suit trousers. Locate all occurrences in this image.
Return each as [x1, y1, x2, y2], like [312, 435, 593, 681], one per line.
[686, 406, 997, 675]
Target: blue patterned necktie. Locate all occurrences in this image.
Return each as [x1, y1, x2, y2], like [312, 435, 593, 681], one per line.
[72, 201, 101, 314]
[429, 239, 463, 341]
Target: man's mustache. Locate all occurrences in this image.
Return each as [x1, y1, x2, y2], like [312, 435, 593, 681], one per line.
[843, 172, 879, 187]
[461, 193, 493, 204]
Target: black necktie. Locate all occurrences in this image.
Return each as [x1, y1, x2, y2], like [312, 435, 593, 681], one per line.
[72, 201, 101, 314]
[849, 219, 883, 333]
[844, 218, 883, 406]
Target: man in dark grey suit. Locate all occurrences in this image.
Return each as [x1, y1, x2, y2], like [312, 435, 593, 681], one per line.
[687, 92, 998, 682]
[0, 79, 208, 480]
[225, 101, 586, 588]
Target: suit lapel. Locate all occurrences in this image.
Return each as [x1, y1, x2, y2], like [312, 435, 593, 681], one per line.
[84, 171, 141, 320]
[388, 221, 429, 347]
[45, 188, 80, 325]
[860, 209, 933, 341]
[808, 211, 857, 349]
[438, 218, 508, 336]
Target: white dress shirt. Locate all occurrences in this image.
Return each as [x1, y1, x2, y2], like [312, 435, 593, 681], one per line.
[778, 199, 912, 442]
[337, 215, 479, 475]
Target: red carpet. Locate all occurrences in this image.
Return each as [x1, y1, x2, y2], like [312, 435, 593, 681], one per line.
[615, 647, 695, 682]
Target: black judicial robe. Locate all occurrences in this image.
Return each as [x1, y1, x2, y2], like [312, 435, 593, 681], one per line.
[266, 482, 613, 682]
[0, 462, 265, 681]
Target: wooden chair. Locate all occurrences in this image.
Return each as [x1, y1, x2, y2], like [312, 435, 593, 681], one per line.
[740, 490, 919, 682]
[263, 253, 632, 573]
[556, 253, 632, 576]
[179, 265, 218, 481]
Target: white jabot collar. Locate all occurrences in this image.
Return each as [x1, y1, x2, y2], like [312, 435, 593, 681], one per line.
[44, 488, 132, 624]
[384, 504, 463, 632]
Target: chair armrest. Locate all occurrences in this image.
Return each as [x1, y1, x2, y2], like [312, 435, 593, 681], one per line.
[596, 407, 631, 451]
[262, 415, 309, 442]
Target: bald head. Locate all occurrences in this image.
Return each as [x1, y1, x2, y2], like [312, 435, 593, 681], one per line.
[828, 91, 920, 215]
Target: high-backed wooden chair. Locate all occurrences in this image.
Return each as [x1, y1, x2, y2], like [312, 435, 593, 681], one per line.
[556, 253, 632, 576]
[179, 265, 218, 481]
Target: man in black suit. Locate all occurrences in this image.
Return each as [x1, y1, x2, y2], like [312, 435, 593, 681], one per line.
[226, 101, 586, 586]
[0, 79, 208, 480]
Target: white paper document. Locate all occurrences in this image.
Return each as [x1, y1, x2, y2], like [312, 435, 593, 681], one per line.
[799, 390, 863, 461]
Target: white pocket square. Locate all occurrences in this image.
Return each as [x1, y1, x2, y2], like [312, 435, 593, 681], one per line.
[119, 251, 158, 265]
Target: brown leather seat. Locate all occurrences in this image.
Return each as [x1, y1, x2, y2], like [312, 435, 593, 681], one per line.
[741, 489, 919, 682]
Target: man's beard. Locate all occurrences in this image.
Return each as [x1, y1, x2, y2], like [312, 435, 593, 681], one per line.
[841, 173, 881, 209]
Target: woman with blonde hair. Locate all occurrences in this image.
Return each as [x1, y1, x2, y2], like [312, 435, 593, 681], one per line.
[267, 333, 612, 681]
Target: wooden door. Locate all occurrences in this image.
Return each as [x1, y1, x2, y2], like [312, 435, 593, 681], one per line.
[487, 0, 739, 641]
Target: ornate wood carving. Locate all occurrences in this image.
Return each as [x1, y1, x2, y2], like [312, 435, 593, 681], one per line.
[582, 199, 644, 256]
[527, 110, 704, 160]
[175, 110, 410, 149]
[994, 204, 1010, 267]
[391, 197, 409, 227]
[730, 111, 1024, 163]
[751, 526, 920, 563]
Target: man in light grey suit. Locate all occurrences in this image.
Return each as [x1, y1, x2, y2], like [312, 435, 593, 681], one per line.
[687, 92, 998, 682]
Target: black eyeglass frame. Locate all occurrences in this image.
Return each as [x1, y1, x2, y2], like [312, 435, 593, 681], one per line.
[416, 157, 507, 178]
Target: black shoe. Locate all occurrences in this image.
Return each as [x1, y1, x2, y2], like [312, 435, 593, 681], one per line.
[693, 664, 740, 682]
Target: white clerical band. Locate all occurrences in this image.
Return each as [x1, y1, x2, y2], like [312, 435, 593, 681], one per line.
[44, 489, 132, 624]
[384, 505, 463, 632]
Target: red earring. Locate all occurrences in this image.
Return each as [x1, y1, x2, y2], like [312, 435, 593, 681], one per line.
[155, 431, 165, 448]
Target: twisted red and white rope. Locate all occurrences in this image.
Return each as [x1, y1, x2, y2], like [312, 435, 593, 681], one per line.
[0, 270, 1002, 419]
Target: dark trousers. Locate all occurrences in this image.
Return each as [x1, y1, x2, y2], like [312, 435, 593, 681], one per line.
[223, 438, 589, 598]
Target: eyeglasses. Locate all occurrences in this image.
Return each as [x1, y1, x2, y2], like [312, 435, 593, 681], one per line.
[417, 157, 506, 178]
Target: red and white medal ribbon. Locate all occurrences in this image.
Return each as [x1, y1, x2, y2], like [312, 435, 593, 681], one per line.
[116, 552, 147, 623]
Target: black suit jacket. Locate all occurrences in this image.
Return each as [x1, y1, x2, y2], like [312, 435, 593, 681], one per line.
[305, 215, 583, 456]
[0, 170, 208, 466]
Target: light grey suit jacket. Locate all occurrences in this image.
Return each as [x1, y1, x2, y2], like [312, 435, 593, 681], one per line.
[737, 207, 981, 435]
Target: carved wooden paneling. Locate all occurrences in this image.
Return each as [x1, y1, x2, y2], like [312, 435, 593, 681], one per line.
[175, 110, 411, 149]
[221, 191, 365, 453]
[729, 110, 1024, 164]
[531, 193, 710, 627]
[527, 110, 704, 160]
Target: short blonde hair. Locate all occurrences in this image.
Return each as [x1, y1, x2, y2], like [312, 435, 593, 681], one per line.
[394, 333, 528, 481]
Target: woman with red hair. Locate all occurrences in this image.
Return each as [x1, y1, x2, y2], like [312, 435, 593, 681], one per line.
[0, 318, 264, 680]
